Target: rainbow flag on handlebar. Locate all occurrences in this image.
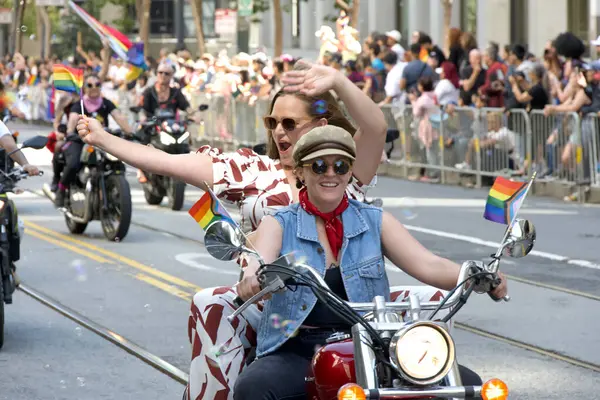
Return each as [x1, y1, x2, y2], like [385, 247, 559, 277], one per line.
[483, 176, 527, 225]
[188, 187, 235, 231]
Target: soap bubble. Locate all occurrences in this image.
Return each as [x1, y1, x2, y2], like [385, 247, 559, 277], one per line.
[20, 25, 27, 32]
[43, 364, 51, 370]
[71, 259, 87, 282]
[280, 320, 298, 338]
[269, 313, 281, 329]
[144, 304, 152, 312]
[59, 380, 67, 389]
[312, 100, 327, 115]
[76, 377, 86, 387]
[74, 327, 82, 337]
[398, 197, 418, 220]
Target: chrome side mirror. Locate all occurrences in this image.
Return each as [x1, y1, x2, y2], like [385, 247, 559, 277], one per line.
[204, 220, 254, 261]
[503, 219, 536, 258]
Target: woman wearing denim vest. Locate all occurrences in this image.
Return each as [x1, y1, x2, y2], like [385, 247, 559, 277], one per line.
[233, 125, 508, 399]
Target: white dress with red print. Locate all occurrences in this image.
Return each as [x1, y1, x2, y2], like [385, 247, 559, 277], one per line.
[185, 146, 447, 400]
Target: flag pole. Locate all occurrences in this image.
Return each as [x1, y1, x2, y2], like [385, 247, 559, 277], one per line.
[493, 171, 537, 258]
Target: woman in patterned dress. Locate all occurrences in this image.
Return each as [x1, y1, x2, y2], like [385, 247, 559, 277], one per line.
[77, 60, 393, 399]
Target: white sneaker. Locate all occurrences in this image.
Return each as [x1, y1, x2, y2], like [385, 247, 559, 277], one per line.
[454, 162, 471, 170]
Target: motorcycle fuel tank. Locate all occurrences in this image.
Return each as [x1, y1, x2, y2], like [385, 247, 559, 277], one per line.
[306, 339, 356, 400]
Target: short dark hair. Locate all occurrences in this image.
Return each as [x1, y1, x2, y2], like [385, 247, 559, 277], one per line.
[418, 33, 432, 45]
[410, 43, 421, 56]
[383, 52, 398, 65]
[418, 76, 434, 92]
[510, 44, 526, 61]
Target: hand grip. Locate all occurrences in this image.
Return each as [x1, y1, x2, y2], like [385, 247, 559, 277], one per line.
[233, 296, 244, 308]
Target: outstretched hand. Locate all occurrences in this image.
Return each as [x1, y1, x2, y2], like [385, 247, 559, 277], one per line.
[280, 60, 340, 96]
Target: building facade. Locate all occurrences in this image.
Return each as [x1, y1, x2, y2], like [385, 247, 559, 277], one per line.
[255, 0, 600, 59]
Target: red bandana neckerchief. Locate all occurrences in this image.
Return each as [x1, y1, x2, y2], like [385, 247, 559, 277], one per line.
[299, 188, 349, 260]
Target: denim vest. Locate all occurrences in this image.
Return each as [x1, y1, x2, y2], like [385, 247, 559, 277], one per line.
[256, 199, 390, 357]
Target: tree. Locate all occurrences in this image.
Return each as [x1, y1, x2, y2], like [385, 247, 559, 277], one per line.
[441, 0, 453, 56]
[273, 0, 282, 56]
[335, 0, 360, 28]
[138, 0, 151, 53]
[14, 0, 28, 53]
[189, 0, 206, 56]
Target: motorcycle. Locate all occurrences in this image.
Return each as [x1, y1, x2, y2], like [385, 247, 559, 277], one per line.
[131, 104, 208, 211]
[199, 214, 536, 400]
[0, 135, 47, 349]
[42, 129, 133, 242]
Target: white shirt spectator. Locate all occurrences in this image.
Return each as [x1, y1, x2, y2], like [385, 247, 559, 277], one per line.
[385, 61, 407, 107]
[391, 43, 405, 61]
[434, 79, 459, 106]
[487, 127, 516, 152]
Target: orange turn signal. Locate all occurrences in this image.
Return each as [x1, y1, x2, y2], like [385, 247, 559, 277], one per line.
[482, 378, 508, 400]
[87, 146, 95, 153]
[12, 131, 18, 137]
[337, 383, 366, 400]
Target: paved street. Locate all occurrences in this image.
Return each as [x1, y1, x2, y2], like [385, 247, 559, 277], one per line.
[0, 122, 598, 399]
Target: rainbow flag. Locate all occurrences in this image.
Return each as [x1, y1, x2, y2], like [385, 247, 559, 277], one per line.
[27, 75, 39, 86]
[52, 64, 84, 94]
[483, 177, 527, 225]
[188, 189, 235, 231]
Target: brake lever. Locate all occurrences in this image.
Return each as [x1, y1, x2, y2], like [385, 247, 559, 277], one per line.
[227, 276, 286, 323]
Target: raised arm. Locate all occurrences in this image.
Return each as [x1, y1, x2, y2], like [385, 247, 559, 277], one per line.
[281, 61, 387, 184]
[77, 115, 214, 189]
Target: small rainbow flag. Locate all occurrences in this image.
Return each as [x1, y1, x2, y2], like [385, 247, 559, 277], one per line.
[483, 177, 527, 225]
[188, 189, 235, 231]
[27, 75, 39, 86]
[52, 64, 84, 94]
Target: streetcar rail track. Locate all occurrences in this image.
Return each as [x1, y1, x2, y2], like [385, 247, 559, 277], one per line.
[17, 282, 189, 386]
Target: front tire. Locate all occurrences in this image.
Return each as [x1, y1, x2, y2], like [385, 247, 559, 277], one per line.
[65, 215, 88, 234]
[101, 175, 132, 242]
[168, 180, 186, 211]
[143, 181, 163, 205]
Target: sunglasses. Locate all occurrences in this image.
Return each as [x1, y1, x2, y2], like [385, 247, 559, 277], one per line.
[157, 71, 172, 76]
[303, 159, 352, 175]
[86, 82, 101, 88]
[263, 116, 307, 132]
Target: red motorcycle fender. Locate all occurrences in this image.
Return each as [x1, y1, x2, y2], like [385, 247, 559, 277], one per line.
[306, 339, 356, 400]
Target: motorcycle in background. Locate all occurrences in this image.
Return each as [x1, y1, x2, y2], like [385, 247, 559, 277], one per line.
[0, 135, 47, 349]
[131, 105, 208, 211]
[199, 213, 536, 400]
[42, 129, 133, 242]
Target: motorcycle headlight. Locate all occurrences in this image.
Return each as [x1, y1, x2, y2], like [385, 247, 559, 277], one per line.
[160, 131, 176, 145]
[177, 131, 190, 144]
[388, 321, 455, 386]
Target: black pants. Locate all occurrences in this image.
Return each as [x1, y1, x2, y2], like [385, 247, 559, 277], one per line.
[52, 141, 65, 185]
[59, 139, 84, 187]
[233, 331, 482, 400]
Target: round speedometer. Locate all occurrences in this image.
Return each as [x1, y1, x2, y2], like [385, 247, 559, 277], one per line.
[389, 322, 455, 385]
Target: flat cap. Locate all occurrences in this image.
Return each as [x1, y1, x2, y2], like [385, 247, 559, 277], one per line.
[292, 125, 356, 164]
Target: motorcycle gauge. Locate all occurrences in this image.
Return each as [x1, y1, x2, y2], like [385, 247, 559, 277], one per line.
[388, 322, 455, 386]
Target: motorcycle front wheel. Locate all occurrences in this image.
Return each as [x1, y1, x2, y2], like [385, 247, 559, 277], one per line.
[168, 179, 186, 211]
[101, 175, 132, 242]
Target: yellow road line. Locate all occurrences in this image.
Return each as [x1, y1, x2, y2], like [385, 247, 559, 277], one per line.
[456, 322, 600, 373]
[24, 221, 202, 292]
[25, 228, 115, 265]
[133, 273, 193, 301]
[505, 274, 600, 301]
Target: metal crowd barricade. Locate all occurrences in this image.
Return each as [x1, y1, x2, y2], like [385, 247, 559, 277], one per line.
[185, 94, 599, 196]
[529, 110, 583, 184]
